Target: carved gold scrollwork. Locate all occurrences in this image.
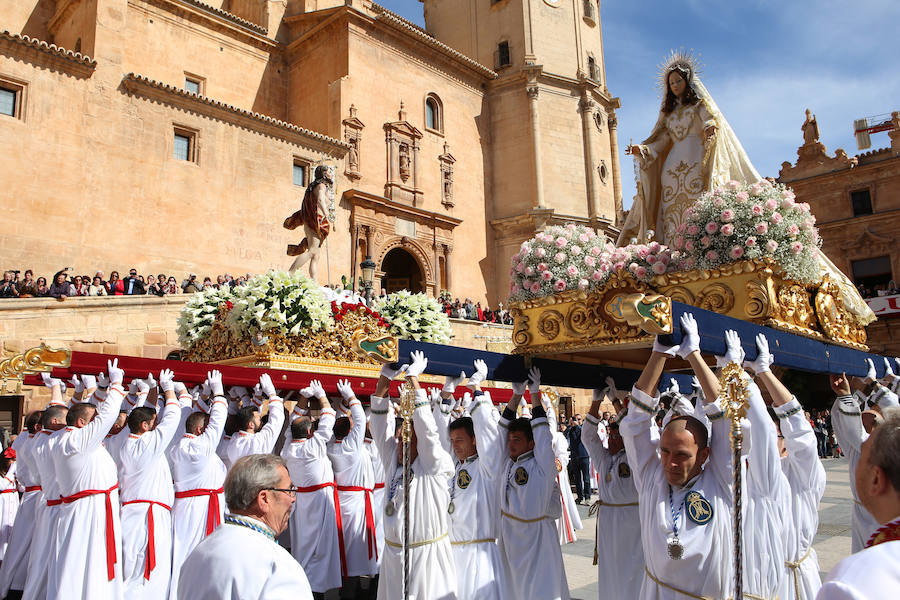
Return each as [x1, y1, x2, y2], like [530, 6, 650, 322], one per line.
[665, 285, 695, 306]
[537, 310, 564, 341]
[511, 309, 532, 347]
[696, 283, 735, 314]
[745, 279, 771, 319]
[564, 302, 594, 336]
[815, 278, 868, 348]
[776, 284, 816, 329]
[0, 344, 72, 393]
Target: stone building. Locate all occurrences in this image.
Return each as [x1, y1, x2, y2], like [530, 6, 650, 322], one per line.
[779, 110, 900, 353]
[1, 0, 622, 305]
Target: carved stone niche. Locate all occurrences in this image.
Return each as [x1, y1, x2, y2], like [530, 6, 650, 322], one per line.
[438, 142, 455, 209]
[343, 104, 364, 180]
[384, 102, 424, 206]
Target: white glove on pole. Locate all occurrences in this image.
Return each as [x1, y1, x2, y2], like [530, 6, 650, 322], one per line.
[405, 351, 428, 378]
[107, 358, 124, 386]
[69, 375, 84, 394]
[527, 366, 541, 398]
[511, 381, 527, 396]
[675, 313, 700, 359]
[259, 373, 277, 399]
[207, 370, 224, 397]
[159, 369, 175, 393]
[443, 371, 465, 394]
[336, 379, 354, 402]
[380, 362, 406, 380]
[81, 374, 97, 390]
[863, 358, 877, 384]
[723, 330, 745, 366]
[744, 333, 773, 375]
[467, 359, 488, 390]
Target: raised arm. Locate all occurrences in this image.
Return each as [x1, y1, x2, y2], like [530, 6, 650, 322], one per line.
[248, 373, 285, 454]
[198, 370, 229, 452]
[371, 363, 404, 472]
[404, 352, 454, 477]
[829, 373, 866, 456]
[583, 380, 614, 467]
[65, 359, 126, 454]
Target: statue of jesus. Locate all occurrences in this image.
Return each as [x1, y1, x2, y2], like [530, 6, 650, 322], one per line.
[284, 165, 333, 280]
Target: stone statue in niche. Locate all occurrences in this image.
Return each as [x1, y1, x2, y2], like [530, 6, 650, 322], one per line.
[443, 169, 453, 202]
[399, 143, 411, 181]
[348, 137, 360, 173]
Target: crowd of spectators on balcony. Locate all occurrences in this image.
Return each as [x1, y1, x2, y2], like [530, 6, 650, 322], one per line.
[0, 268, 253, 300]
[857, 280, 900, 299]
[440, 293, 513, 325]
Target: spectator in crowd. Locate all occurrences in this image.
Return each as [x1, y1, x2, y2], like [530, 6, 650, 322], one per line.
[163, 276, 180, 295]
[203, 277, 215, 289]
[17, 270, 37, 297]
[71, 275, 89, 297]
[216, 275, 226, 288]
[48, 270, 75, 300]
[814, 411, 828, 458]
[33, 276, 49, 297]
[106, 270, 124, 295]
[0, 271, 19, 298]
[182, 274, 201, 294]
[146, 275, 162, 296]
[122, 268, 145, 295]
[88, 276, 107, 296]
[565, 413, 592, 504]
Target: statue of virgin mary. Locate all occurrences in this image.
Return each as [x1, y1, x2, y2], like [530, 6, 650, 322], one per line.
[619, 51, 874, 325]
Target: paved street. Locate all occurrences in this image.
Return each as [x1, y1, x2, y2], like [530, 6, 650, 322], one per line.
[563, 458, 854, 598]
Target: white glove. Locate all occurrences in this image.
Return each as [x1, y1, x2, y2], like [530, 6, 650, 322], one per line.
[159, 369, 175, 393]
[81, 374, 97, 390]
[207, 370, 224, 397]
[460, 392, 473, 412]
[744, 333, 773, 375]
[863, 358, 877, 384]
[467, 359, 488, 390]
[200, 382, 211, 397]
[652, 336, 679, 357]
[527, 366, 541, 397]
[722, 330, 745, 366]
[42, 373, 61, 389]
[429, 387, 442, 406]
[174, 382, 188, 397]
[336, 379, 354, 401]
[883, 357, 896, 379]
[405, 351, 428, 378]
[667, 378, 680, 395]
[127, 380, 138, 395]
[308, 379, 326, 400]
[511, 381, 527, 396]
[97, 372, 110, 388]
[69, 375, 84, 393]
[443, 371, 465, 394]
[107, 358, 124, 386]
[135, 378, 150, 394]
[257, 373, 276, 398]
[145, 372, 157, 390]
[691, 376, 701, 392]
[675, 313, 700, 359]
[380, 363, 406, 380]
[299, 385, 314, 399]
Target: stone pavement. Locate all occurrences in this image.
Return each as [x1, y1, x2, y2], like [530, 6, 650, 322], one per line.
[563, 457, 855, 599]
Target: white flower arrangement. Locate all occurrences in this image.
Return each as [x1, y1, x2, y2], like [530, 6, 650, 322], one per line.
[675, 179, 821, 283]
[373, 290, 452, 344]
[227, 270, 332, 337]
[176, 286, 235, 348]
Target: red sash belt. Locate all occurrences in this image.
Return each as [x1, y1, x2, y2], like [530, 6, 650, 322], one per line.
[122, 499, 172, 580]
[24, 485, 42, 493]
[296, 481, 348, 577]
[374, 482, 385, 490]
[61, 483, 119, 581]
[0, 489, 16, 494]
[47, 498, 62, 506]
[337, 485, 378, 561]
[174, 487, 224, 536]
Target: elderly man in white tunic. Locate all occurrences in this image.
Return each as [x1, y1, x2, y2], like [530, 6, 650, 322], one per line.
[622, 315, 737, 599]
[370, 351, 458, 599]
[281, 378, 344, 595]
[168, 371, 229, 600]
[583, 378, 644, 600]
[817, 407, 900, 599]
[830, 361, 900, 553]
[0, 410, 43, 598]
[177, 453, 312, 599]
[432, 359, 506, 600]
[226, 374, 285, 466]
[51, 358, 126, 600]
[496, 366, 569, 600]
[119, 368, 189, 599]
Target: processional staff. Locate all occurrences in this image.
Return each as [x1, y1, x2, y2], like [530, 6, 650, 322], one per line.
[720, 361, 750, 599]
[397, 382, 416, 600]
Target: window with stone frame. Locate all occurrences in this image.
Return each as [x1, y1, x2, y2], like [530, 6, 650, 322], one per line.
[173, 126, 198, 163]
[184, 73, 205, 96]
[0, 76, 25, 119]
[425, 94, 443, 133]
[293, 160, 309, 187]
[495, 41, 511, 69]
[851, 255, 892, 292]
[850, 188, 873, 216]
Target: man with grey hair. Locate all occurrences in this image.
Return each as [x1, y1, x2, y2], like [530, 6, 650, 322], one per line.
[177, 454, 312, 599]
[817, 407, 900, 598]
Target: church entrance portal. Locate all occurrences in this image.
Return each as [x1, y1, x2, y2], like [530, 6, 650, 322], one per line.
[381, 248, 423, 293]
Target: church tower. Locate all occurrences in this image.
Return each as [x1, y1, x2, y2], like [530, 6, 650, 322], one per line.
[422, 0, 624, 300]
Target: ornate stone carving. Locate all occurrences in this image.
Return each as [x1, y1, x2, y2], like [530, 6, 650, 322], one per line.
[384, 102, 424, 205]
[343, 104, 364, 180]
[438, 142, 456, 209]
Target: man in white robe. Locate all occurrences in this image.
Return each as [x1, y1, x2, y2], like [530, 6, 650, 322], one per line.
[327, 375, 378, 580]
[830, 362, 899, 553]
[496, 366, 569, 600]
[118, 368, 189, 599]
[621, 314, 737, 599]
[50, 358, 126, 600]
[177, 453, 312, 599]
[0, 410, 43, 597]
[432, 360, 505, 600]
[168, 373, 228, 600]
[370, 351, 458, 599]
[225, 374, 284, 466]
[817, 407, 900, 599]
[583, 379, 644, 600]
[281, 379, 344, 595]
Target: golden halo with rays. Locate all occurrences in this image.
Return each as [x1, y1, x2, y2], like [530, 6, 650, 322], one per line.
[657, 48, 703, 94]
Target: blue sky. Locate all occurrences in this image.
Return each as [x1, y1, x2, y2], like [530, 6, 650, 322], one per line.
[378, 0, 900, 209]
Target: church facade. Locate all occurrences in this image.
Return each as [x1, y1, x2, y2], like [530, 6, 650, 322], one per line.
[1, 0, 622, 304]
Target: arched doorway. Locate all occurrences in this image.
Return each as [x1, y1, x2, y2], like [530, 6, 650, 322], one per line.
[381, 248, 424, 293]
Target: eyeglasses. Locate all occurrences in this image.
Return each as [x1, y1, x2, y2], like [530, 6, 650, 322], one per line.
[264, 486, 297, 497]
